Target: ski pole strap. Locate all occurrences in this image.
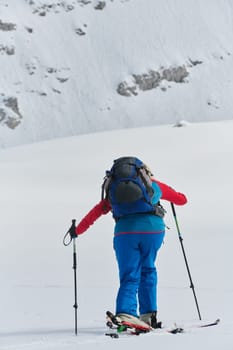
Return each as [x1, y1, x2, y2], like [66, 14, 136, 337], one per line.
[63, 231, 72, 246]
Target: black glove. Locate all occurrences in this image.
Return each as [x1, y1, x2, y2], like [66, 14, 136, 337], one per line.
[63, 219, 77, 246]
[68, 219, 77, 239]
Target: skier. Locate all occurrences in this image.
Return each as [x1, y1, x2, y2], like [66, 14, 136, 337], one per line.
[74, 157, 187, 329]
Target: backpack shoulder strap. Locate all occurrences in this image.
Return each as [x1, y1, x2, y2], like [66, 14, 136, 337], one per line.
[101, 170, 112, 200]
[138, 167, 154, 197]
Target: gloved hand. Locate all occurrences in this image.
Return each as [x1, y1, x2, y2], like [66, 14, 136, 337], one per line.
[63, 219, 77, 246]
[68, 219, 77, 239]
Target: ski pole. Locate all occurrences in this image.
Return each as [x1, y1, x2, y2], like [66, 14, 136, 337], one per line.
[63, 219, 78, 335]
[73, 236, 78, 335]
[171, 203, 202, 320]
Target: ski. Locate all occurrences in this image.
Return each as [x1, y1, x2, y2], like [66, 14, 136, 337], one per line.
[199, 318, 220, 328]
[105, 311, 220, 338]
[105, 324, 184, 338]
[106, 310, 151, 336]
[173, 318, 220, 332]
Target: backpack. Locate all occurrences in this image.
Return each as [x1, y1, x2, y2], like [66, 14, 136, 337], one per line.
[101, 156, 165, 219]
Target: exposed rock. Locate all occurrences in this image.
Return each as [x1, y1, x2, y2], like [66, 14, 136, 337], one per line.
[133, 70, 161, 91]
[117, 81, 138, 97]
[162, 66, 188, 83]
[25, 62, 37, 75]
[29, 90, 47, 96]
[75, 28, 86, 36]
[0, 96, 22, 129]
[5, 116, 21, 129]
[25, 26, 34, 33]
[0, 45, 15, 55]
[117, 65, 189, 96]
[47, 67, 57, 74]
[94, 1, 106, 10]
[52, 88, 62, 94]
[188, 58, 203, 66]
[173, 120, 191, 127]
[38, 10, 46, 16]
[28, 1, 76, 15]
[4, 97, 23, 118]
[57, 77, 69, 83]
[78, 0, 92, 5]
[0, 20, 16, 31]
[207, 99, 220, 109]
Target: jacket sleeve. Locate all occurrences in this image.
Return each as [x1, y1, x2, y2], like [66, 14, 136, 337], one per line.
[153, 179, 188, 205]
[75, 199, 111, 235]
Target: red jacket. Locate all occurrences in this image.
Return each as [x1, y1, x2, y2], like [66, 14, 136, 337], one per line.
[76, 179, 187, 235]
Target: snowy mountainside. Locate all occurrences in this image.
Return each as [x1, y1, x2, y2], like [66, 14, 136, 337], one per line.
[1, 0, 233, 148]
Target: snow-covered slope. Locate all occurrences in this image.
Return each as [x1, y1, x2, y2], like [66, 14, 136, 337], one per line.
[0, 120, 232, 349]
[1, 0, 233, 148]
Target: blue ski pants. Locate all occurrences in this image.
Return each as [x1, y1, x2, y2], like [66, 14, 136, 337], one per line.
[113, 231, 165, 317]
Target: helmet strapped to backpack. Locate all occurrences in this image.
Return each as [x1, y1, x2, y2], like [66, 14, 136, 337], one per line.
[102, 157, 164, 219]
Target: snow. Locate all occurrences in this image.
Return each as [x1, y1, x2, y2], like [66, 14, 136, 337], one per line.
[0, 0, 233, 348]
[1, 0, 233, 147]
[0, 120, 233, 349]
